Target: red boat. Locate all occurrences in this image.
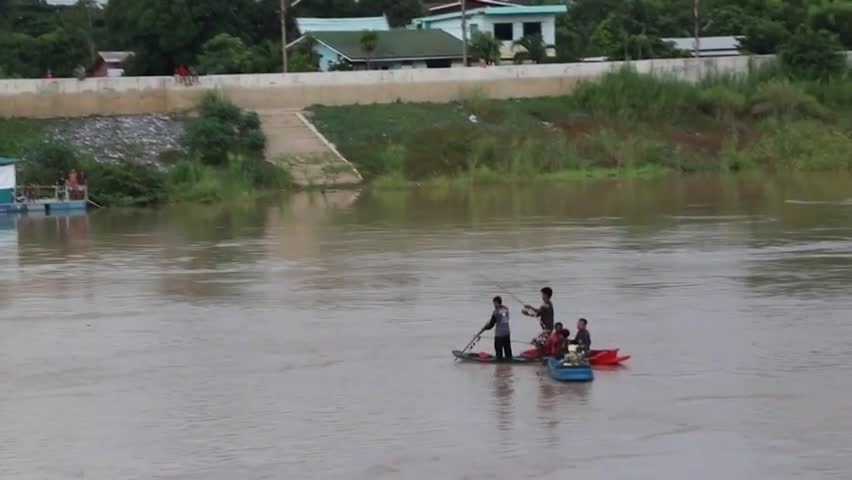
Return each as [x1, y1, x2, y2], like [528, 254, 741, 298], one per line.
[520, 347, 631, 366]
[588, 349, 631, 366]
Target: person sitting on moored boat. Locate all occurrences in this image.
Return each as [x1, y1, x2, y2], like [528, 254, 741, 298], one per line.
[571, 318, 591, 352]
[479, 296, 512, 361]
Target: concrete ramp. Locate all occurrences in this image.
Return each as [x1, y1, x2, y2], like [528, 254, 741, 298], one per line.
[257, 109, 362, 187]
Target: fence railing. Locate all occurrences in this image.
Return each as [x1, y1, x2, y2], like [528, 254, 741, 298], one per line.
[13, 185, 88, 203]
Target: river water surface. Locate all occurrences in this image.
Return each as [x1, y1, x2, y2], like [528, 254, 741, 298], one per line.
[2, 174, 852, 480]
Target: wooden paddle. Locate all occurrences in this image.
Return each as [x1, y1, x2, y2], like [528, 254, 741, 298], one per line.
[455, 332, 482, 361]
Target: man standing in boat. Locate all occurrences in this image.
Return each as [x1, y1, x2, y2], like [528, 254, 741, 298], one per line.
[524, 287, 555, 350]
[479, 296, 512, 360]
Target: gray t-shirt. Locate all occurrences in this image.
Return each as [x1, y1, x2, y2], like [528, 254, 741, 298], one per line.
[484, 305, 511, 337]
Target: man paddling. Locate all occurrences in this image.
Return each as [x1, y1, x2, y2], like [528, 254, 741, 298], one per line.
[479, 296, 512, 361]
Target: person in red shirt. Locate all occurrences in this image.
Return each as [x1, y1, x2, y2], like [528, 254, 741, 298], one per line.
[544, 322, 563, 357]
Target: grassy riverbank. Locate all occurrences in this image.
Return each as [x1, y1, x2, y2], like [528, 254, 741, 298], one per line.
[309, 67, 852, 187]
[0, 94, 291, 207]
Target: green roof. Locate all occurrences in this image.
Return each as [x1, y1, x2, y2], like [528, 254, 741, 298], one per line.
[0, 157, 20, 166]
[310, 30, 464, 61]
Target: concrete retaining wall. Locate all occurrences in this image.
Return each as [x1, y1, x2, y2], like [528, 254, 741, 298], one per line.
[0, 55, 775, 119]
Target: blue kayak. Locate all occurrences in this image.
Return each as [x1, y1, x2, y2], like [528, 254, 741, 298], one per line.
[546, 357, 594, 382]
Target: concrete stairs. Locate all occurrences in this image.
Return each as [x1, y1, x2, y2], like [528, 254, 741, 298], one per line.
[256, 108, 362, 188]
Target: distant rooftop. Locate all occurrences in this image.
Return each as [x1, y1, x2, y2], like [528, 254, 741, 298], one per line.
[664, 36, 743, 56]
[98, 51, 133, 63]
[295, 16, 390, 34]
[415, 4, 567, 23]
[309, 30, 464, 62]
[428, 0, 518, 12]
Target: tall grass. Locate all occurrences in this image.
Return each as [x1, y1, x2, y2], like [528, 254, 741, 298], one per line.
[571, 67, 699, 121]
[167, 154, 290, 203]
[309, 68, 852, 186]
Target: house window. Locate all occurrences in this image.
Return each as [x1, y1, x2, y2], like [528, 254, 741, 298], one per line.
[523, 22, 542, 38]
[493, 23, 513, 41]
[469, 23, 479, 34]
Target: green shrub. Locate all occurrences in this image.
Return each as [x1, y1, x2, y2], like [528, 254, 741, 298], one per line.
[184, 92, 267, 165]
[805, 75, 852, 110]
[226, 153, 290, 190]
[698, 85, 747, 121]
[719, 140, 754, 173]
[749, 80, 829, 120]
[85, 160, 166, 206]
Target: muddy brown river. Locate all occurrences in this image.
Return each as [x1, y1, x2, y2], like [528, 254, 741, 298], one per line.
[2, 174, 852, 479]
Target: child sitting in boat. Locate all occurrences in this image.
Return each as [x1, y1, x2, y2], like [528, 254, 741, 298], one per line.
[546, 323, 571, 357]
[553, 329, 572, 358]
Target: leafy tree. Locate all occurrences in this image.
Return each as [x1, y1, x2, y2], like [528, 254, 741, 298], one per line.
[249, 40, 283, 73]
[739, 18, 790, 54]
[359, 30, 379, 70]
[468, 31, 501, 65]
[37, 27, 91, 77]
[779, 27, 847, 80]
[554, 14, 583, 62]
[808, 0, 852, 48]
[104, 0, 263, 75]
[356, 0, 424, 27]
[589, 11, 678, 60]
[197, 33, 252, 74]
[0, 32, 40, 78]
[286, 37, 319, 72]
[703, 5, 753, 36]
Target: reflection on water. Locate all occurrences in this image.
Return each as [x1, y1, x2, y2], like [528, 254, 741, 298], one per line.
[2, 174, 852, 479]
[493, 364, 514, 434]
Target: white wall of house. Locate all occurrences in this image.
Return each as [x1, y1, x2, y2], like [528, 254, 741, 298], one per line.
[422, 13, 557, 58]
[315, 43, 344, 72]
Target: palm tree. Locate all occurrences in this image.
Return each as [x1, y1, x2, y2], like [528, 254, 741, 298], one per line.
[513, 34, 547, 64]
[468, 31, 501, 65]
[360, 31, 379, 70]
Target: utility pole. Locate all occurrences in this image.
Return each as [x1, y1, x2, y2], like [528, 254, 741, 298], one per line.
[281, 0, 288, 73]
[461, 0, 468, 66]
[281, 0, 305, 73]
[693, 0, 701, 58]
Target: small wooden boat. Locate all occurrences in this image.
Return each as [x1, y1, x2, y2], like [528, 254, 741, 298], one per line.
[452, 350, 539, 364]
[546, 357, 594, 382]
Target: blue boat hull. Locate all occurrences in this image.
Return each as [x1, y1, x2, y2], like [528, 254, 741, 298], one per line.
[546, 358, 594, 382]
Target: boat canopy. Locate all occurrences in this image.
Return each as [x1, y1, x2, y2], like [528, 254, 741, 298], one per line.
[0, 157, 19, 204]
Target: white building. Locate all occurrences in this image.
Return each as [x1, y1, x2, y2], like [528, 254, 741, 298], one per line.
[412, 5, 567, 61]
